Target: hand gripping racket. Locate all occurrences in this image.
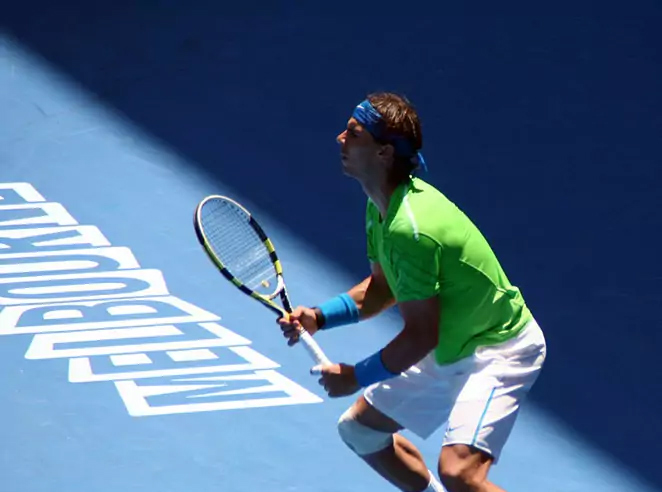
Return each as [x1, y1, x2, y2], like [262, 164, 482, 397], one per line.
[193, 194, 332, 368]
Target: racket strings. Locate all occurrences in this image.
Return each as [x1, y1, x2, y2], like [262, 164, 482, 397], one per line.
[200, 199, 277, 294]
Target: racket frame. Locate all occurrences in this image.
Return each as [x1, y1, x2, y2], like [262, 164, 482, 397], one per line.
[193, 195, 331, 367]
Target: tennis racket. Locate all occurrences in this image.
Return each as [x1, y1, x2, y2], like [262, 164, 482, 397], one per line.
[193, 194, 332, 369]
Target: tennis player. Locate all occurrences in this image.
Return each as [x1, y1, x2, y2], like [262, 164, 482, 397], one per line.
[278, 92, 547, 492]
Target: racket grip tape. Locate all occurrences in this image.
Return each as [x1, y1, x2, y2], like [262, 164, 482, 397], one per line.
[297, 328, 332, 368]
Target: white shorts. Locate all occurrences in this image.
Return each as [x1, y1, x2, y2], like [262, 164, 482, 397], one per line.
[363, 318, 547, 462]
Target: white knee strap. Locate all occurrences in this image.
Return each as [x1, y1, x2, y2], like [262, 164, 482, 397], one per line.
[337, 407, 394, 456]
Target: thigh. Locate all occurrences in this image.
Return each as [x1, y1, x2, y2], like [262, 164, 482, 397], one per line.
[443, 320, 547, 462]
[363, 352, 468, 439]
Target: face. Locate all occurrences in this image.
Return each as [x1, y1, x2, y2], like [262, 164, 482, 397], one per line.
[336, 117, 387, 179]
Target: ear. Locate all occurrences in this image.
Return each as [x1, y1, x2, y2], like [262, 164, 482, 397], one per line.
[377, 144, 395, 160]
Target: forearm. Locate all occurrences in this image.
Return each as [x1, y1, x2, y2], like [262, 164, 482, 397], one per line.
[379, 327, 437, 375]
[352, 326, 437, 388]
[314, 273, 395, 330]
[347, 275, 396, 320]
[353, 294, 440, 388]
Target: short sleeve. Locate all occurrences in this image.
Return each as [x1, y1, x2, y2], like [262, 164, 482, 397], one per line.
[390, 232, 441, 302]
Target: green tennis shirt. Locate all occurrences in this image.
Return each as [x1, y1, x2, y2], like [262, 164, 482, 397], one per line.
[366, 177, 532, 365]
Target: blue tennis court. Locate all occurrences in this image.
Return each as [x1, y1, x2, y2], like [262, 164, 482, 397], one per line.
[1, 3, 660, 492]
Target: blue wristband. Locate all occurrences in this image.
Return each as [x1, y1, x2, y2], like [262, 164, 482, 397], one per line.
[316, 293, 360, 330]
[354, 350, 398, 387]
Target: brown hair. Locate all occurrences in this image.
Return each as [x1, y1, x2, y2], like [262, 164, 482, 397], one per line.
[367, 92, 423, 182]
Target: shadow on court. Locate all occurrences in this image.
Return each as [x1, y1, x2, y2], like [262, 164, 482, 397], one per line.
[3, 0, 661, 487]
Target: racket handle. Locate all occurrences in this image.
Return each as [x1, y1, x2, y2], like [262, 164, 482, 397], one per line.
[297, 328, 332, 368]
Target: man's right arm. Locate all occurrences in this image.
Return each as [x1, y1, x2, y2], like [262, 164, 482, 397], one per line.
[279, 263, 395, 344]
[315, 262, 395, 326]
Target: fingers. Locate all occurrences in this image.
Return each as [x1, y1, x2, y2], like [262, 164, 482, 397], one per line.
[311, 364, 358, 399]
[277, 306, 317, 348]
[287, 332, 300, 346]
[278, 314, 302, 346]
[316, 372, 340, 398]
[314, 366, 330, 391]
[311, 363, 333, 376]
[277, 309, 300, 328]
[282, 325, 300, 345]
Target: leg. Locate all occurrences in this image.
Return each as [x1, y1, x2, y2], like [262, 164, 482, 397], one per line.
[338, 395, 439, 492]
[340, 351, 463, 491]
[439, 444, 506, 492]
[439, 319, 548, 492]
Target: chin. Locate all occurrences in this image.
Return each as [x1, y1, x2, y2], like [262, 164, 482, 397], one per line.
[340, 160, 351, 173]
[341, 165, 356, 178]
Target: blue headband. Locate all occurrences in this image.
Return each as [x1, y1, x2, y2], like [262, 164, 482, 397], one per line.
[352, 99, 427, 172]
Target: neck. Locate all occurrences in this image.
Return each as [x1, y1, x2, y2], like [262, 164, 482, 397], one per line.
[361, 178, 404, 219]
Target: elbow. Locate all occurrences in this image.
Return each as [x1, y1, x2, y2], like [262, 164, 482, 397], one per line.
[406, 325, 439, 355]
[424, 330, 439, 353]
[383, 324, 439, 374]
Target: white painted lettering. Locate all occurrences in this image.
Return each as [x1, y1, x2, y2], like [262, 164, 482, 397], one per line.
[25, 322, 250, 359]
[0, 203, 77, 228]
[0, 226, 110, 251]
[0, 296, 219, 335]
[0, 269, 168, 305]
[68, 346, 280, 382]
[0, 181, 324, 417]
[0, 247, 141, 276]
[0, 183, 46, 204]
[115, 370, 322, 416]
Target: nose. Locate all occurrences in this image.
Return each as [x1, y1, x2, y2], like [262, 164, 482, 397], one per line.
[336, 130, 346, 145]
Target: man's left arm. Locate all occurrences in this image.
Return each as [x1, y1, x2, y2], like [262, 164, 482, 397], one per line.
[350, 232, 442, 389]
[379, 295, 440, 375]
[315, 232, 442, 397]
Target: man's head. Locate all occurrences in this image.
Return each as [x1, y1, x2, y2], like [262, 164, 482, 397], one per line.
[337, 92, 424, 184]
